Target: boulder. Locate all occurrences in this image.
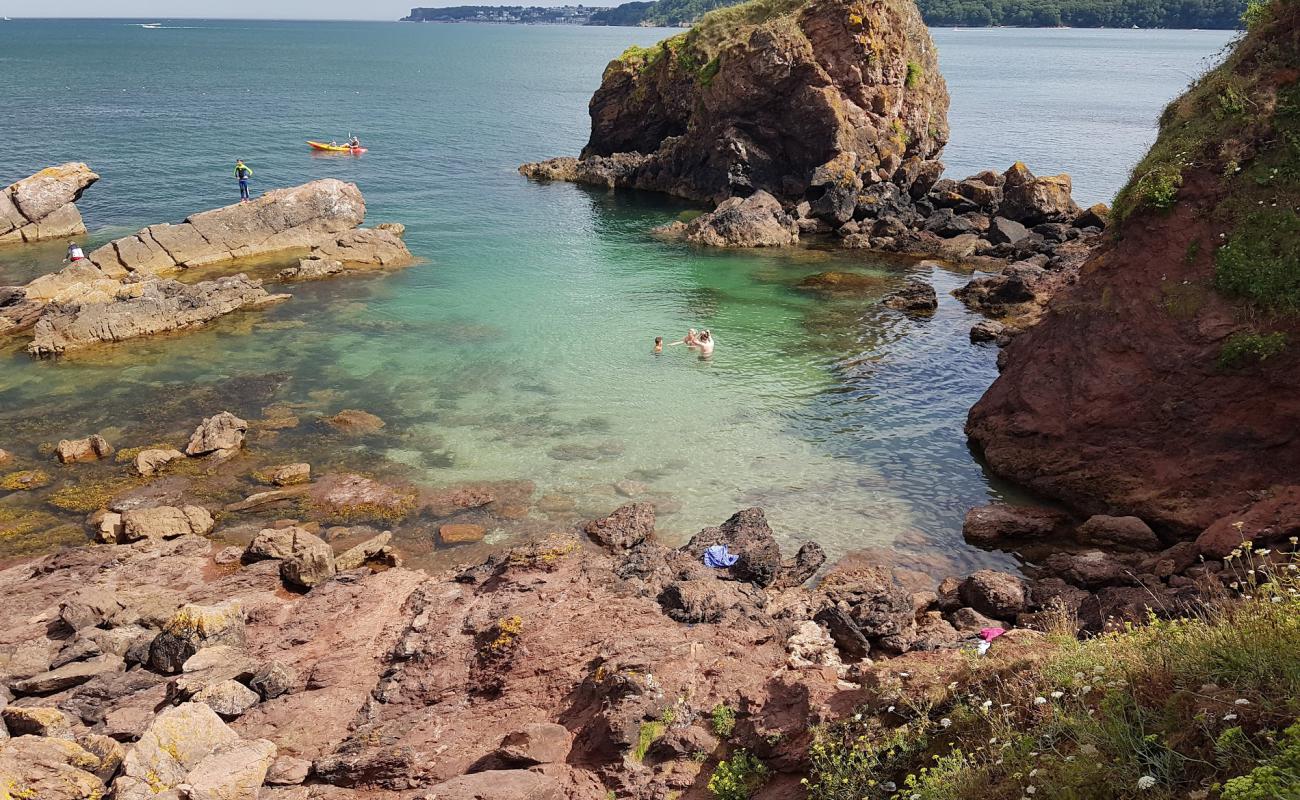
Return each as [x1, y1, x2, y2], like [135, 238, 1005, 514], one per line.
[247, 661, 295, 700]
[147, 601, 247, 674]
[2, 705, 74, 737]
[1194, 487, 1300, 558]
[659, 191, 799, 248]
[957, 570, 1027, 619]
[55, 434, 113, 464]
[334, 531, 393, 571]
[120, 702, 240, 789]
[817, 563, 916, 654]
[59, 587, 127, 631]
[11, 655, 124, 695]
[244, 527, 336, 589]
[0, 736, 106, 800]
[439, 523, 486, 545]
[987, 216, 1030, 245]
[277, 257, 344, 281]
[962, 503, 1070, 546]
[492, 722, 573, 767]
[949, 606, 1003, 633]
[0, 162, 99, 243]
[185, 411, 248, 456]
[881, 279, 938, 313]
[1074, 202, 1110, 229]
[134, 448, 186, 477]
[309, 226, 413, 266]
[27, 276, 290, 358]
[581, 503, 655, 551]
[120, 505, 214, 541]
[683, 507, 784, 587]
[970, 319, 1007, 343]
[1041, 550, 1129, 589]
[193, 679, 260, 718]
[1076, 515, 1161, 551]
[265, 755, 311, 785]
[998, 162, 1080, 224]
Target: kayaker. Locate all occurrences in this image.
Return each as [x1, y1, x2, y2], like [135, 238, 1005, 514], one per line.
[234, 159, 253, 202]
[64, 241, 85, 263]
[349, 135, 361, 149]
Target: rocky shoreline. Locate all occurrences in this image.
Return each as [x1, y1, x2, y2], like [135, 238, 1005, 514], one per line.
[0, 173, 413, 357]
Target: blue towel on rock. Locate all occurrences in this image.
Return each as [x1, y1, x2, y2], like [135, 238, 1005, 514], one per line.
[703, 544, 739, 569]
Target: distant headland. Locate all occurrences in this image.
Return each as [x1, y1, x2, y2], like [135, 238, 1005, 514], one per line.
[401, 0, 1249, 28]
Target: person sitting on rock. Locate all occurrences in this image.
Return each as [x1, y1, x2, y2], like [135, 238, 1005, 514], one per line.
[64, 241, 85, 263]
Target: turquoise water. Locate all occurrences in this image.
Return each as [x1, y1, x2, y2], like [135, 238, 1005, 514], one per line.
[0, 21, 1232, 570]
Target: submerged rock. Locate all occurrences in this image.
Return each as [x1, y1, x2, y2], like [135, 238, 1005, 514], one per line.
[881, 279, 938, 312]
[0, 162, 99, 244]
[655, 191, 798, 248]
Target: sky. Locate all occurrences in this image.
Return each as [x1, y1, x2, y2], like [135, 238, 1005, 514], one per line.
[1, 1, 593, 20]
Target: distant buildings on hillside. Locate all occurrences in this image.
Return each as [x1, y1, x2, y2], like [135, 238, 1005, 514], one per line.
[401, 6, 610, 23]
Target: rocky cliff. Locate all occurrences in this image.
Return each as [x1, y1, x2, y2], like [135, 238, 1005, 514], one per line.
[524, 0, 949, 205]
[967, 2, 1300, 551]
[0, 163, 99, 245]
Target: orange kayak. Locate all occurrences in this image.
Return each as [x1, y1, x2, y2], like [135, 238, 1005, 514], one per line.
[307, 140, 367, 154]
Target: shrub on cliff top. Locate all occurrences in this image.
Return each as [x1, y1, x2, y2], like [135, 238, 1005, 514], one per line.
[801, 547, 1300, 800]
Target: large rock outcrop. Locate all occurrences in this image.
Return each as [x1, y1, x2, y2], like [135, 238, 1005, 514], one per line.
[27, 275, 290, 357]
[0, 180, 413, 353]
[0, 163, 99, 244]
[967, 4, 1300, 544]
[522, 0, 948, 205]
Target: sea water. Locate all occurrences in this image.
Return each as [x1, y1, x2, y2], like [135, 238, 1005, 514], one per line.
[0, 20, 1232, 570]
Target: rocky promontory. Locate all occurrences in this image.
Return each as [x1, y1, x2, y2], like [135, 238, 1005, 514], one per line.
[524, 0, 949, 205]
[968, 2, 1300, 544]
[0, 179, 413, 355]
[0, 163, 99, 245]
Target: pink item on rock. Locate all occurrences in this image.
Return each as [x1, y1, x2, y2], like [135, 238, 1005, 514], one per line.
[978, 627, 1007, 642]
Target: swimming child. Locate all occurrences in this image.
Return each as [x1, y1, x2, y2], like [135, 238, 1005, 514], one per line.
[668, 328, 699, 348]
[654, 336, 663, 354]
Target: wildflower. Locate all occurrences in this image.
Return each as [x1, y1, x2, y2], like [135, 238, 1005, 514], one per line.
[1235, 698, 1250, 706]
[1223, 712, 1238, 721]
[1050, 691, 1064, 699]
[887, 706, 895, 713]
[853, 713, 862, 721]
[1137, 775, 1157, 790]
[1257, 549, 1271, 556]
[1074, 672, 1084, 681]
[1027, 787, 1037, 795]
[1034, 697, 1047, 706]
[1029, 769, 1039, 777]
[940, 718, 952, 728]
[981, 700, 993, 711]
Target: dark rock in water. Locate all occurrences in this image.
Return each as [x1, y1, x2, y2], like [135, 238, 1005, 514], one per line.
[962, 503, 1071, 546]
[524, 0, 948, 207]
[795, 271, 888, 294]
[970, 319, 1007, 343]
[655, 191, 798, 248]
[881, 279, 938, 312]
[27, 275, 290, 358]
[582, 503, 655, 552]
[1076, 514, 1161, 551]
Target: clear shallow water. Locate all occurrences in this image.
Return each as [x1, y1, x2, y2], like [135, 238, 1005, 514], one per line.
[0, 21, 1232, 570]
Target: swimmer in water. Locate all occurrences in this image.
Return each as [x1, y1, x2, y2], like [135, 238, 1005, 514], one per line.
[696, 330, 715, 357]
[668, 328, 699, 348]
[654, 336, 663, 354]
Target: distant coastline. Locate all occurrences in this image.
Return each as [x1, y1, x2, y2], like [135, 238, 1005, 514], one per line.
[401, 0, 1248, 29]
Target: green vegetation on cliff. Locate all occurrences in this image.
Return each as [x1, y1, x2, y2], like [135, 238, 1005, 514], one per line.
[801, 548, 1300, 799]
[591, 0, 1249, 28]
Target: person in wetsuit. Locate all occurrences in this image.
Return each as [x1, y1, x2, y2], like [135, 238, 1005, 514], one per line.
[234, 159, 253, 202]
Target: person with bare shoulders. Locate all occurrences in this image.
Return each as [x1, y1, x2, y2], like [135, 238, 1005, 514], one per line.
[668, 328, 698, 348]
[654, 336, 663, 354]
[696, 329, 716, 357]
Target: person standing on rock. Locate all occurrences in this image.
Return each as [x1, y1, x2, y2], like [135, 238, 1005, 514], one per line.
[234, 159, 253, 202]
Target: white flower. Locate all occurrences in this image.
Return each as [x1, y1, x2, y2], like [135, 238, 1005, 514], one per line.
[981, 700, 993, 711]
[887, 706, 895, 713]
[1257, 549, 1271, 556]
[1034, 696, 1047, 706]
[1029, 769, 1039, 777]
[1051, 691, 1064, 699]
[1235, 698, 1251, 706]
[883, 782, 897, 792]
[940, 718, 952, 728]
[1223, 712, 1238, 721]
[1026, 787, 1036, 795]
[1137, 775, 1157, 790]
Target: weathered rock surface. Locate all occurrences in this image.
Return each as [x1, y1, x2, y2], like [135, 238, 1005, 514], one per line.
[654, 191, 798, 248]
[581, 502, 655, 551]
[120, 505, 215, 542]
[0, 735, 107, 800]
[147, 601, 247, 674]
[186, 412, 248, 457]
[27, 274, 290, 357]
[524, 0, 948, 206]
[55, 434, 113, 464]
[962, 503, 1071, 547]
[0, 163, 99, 244]
[881, 278, 938, 312]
